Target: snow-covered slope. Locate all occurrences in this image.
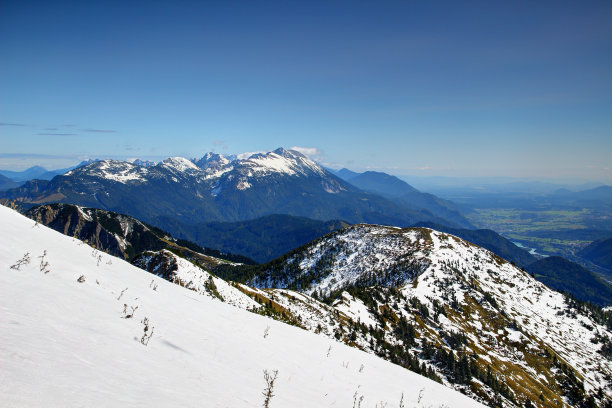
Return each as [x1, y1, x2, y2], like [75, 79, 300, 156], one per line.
[244, 224, 612, 407]
[0, 205, 482, 408]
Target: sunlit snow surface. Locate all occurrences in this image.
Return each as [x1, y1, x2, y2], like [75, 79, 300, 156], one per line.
[0, 206, 483, 408]
[65, 159, 150, 183]
[160, 156, 201, 172]
[264, 224, 612, 399]
[64, 149, 343, 196]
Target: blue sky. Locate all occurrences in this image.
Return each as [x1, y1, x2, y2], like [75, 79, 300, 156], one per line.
[1, 0, 611, 182]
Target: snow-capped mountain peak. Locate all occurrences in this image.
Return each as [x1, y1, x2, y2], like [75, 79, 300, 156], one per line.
[194, 152, 232, 169]
[241, 148, 325, 177]
[160, 156, 201, 173]
[130, 159, 156, 167]
[66, 159, 149, 184]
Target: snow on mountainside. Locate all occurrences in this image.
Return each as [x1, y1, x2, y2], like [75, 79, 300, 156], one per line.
[65, 159, 151, 183]
[242, 225, 612, 407]
[65, 148, 334, 189]
[0, 205, 483, 408]
[7, 199, 612, 406]
[241, 148, 326, 177]
[3, 147, 442, 228]
[160, 156, 201, 173]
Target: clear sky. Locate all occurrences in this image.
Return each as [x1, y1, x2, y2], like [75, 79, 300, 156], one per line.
[1, 0, 611, 182]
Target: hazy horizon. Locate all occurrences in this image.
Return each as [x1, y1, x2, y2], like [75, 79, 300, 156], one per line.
[0, 149, 610, 187]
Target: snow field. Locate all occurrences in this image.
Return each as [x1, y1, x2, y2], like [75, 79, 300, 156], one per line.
[0, 206, 483, 408]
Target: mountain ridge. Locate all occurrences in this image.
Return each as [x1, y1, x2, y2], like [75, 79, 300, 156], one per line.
[336, 168, 473, 228]
[0, 148, 466, 230]
[215, 223, 612, 406]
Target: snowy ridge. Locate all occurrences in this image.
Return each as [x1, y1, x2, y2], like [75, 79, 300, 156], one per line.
[250, 224, 429, 293]
[0, 205, 483, 408]
[134, 249, 259, 310]
[161, 156, 201, 173]
[64, 148, 334, 192]
[66, 159, 150, 184]
[248, 224, 612, 406]
[241, 148, 326, 177]
[404, 230, 612, 397]
[132, 249, 357, 339]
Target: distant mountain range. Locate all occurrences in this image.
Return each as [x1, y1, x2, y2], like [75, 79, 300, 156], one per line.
[0, 148, 468, 232]
[536, 185, 612, 213]
[331, 168, 473, 228]
[0, 164, 73, 183]
[0, 160, 104, 191]
[0, 174, 20, 191]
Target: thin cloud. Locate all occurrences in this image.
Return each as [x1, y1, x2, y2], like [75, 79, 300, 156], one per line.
[37, 133, 77, 136]
[83, 129, 117, 133]
[0, 122, 26, 126]
[0, 153, 83, 159]
[211, 140, 228, 151]
[290, 146, 322, 157]
[236, 151, 266, 160]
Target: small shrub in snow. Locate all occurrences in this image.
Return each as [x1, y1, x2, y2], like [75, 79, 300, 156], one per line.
[10, 252, 31, 270]
[140, 317, 154, 345]
[352, 386, 364, 408]
[417, 388, 424, 404]
[38, 250, 50, 274]
[122, 304, 138, 319]
[149, 280, 158, 291]
[117, 287, 128, 300]
[262, 369, 278, 408]
[77, 275, 86, 283]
